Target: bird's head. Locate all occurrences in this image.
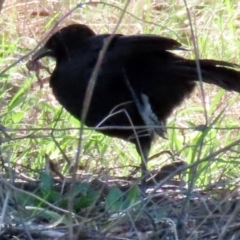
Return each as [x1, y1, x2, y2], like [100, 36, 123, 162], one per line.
[31, 24, 95, 62]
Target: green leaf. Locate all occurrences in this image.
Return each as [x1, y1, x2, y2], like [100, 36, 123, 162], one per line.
[105, 187, 124, 212]
[8, 80, 30, 110]
[40, 172, 54, 191]
[122, 186, 141, 209]
[25, 206, 69, 225]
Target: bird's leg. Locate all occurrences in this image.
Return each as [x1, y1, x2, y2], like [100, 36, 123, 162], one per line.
[123, 69, 153, 188]
[140, 144, 150, 189]
[134, 137, 151, 190]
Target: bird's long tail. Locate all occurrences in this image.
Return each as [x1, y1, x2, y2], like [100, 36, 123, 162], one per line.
[176, 59, 240, 92]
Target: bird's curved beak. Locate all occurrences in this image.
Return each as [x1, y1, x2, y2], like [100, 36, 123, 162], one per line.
[32, 47, 54, 61]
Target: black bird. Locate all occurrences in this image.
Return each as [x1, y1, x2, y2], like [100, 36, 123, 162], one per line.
[29, 24, 240, 182]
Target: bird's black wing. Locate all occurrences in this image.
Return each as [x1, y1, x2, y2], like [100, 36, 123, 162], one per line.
[113, 34, 183, 51]
[87, 34, 184, 56]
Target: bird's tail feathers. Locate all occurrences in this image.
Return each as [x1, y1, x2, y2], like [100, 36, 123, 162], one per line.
[176, 59, 240, 92]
